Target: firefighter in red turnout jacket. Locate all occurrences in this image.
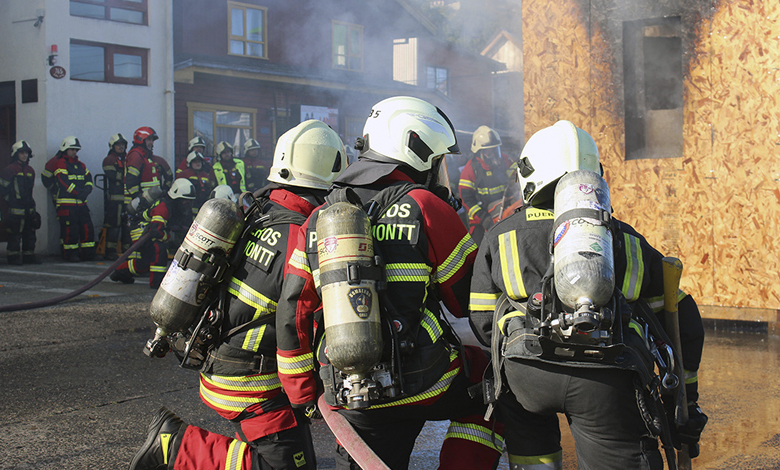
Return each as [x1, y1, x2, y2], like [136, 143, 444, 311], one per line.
[128, 120, 348, 470]
[276, 97, 504, 470]
[102, 133, 128, 260]
[54, 136, 96, 262]
[468, 121, 707, 469]
[125, 127, 161, 205]
[0, 140, 41, 265]
[111, 179, 195, 288]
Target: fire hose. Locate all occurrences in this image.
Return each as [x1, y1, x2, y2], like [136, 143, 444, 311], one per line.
[317, 394, 391, 470]
[0, 232, 151, 313]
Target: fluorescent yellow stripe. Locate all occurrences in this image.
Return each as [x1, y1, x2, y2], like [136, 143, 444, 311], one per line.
[499, 230, 527, 299]
[276, 353, 314, 375]
[201, 372, 281, 392]
[367, 350, 458, 409]
[435, 234, 477, 284]
[289, 249, 311, 274]
[444, 421, 504, 453]
[469, 292, 501, 312]
[459, 179, 476, 189]
[508, 450, 563, 467]
[224, 440, 247, 470]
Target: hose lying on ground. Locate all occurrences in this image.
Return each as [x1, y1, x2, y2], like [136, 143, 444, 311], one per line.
[0, 232, 152, 313]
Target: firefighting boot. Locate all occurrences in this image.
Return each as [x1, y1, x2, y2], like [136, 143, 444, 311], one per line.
[111, 269, 135, 284]
[129, 407, 186, 470]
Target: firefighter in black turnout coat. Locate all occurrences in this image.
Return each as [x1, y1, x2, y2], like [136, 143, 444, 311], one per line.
[128, 120, 347, 470]
[468, 121, 707, 469]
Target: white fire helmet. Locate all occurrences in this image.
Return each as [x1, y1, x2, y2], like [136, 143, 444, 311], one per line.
[188, 136, 207, 153]
[109, 133, 128, 148]
[186, 151, 204, 166]
[168, 178, 196, 200]
[471, 125, 502, 153]
[267, 119, 347, 190]
[215, 141, 233, 159]
[517, 120, 600, 206]
[209, 184, 237, 202]
[12, 140, 32, 159]
[243, 139, 261, 156]
[358, 96, 460, 173]
[60, 136, 82, 152]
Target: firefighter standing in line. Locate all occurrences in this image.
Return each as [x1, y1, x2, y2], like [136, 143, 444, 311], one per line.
[176, 136, 211, 176]
[53, 136, 96, 262]
[275, 96, 504, 470]
[0, 140, 41, 265]
[101, 133, 128, 261]
[468, 121, 707, 469]
[241, 138, 268, 193]
[128, 120, 348, 470]
[152, 153, 174, 193]
[177, 151, 216, 215]
[458, 125, 514, 246]
[213, 141, 246, 194]
[125, 127, 161, 206]
[111, 178, 195, 288]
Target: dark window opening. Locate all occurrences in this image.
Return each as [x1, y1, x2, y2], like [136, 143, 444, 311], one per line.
[623, 16, 683, 160]
[21, 79, 38, 103]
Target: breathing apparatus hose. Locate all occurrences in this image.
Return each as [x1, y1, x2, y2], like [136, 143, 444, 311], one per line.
[0, 232, 152, 313]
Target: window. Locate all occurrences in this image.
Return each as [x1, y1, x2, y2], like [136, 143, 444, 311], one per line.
[70, 40, 148, 85]
[623, 17, 683, 160]
[426, 66, 449, 96]
[70, 0, 148, 25]
[228, 2, 267, 59]
[188, 103, 256, 156]
[333, 21, 363, 71]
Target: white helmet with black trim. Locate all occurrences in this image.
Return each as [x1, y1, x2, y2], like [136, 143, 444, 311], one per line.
[188, 136, 207, 153]
[60, 136, 82, 152]
[471, 125, 502, 153]
[209, 184, 237, 202]
[215, 141, 233, 159]
[109, 133, 128, 148]
[168, 178, 196, 200]
[12, 140, 33, 159]
[243, 139, 261, 156]
[267, 119, 347, 190]
[517, 120, 600, 205]
[357, 96, 460, 173]
[186, 151, 204, 166]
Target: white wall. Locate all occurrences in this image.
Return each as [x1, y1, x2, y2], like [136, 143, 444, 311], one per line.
[1, 0, 173, 255]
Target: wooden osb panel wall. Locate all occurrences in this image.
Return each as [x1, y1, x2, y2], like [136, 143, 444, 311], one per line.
[523, 0, 780, 312]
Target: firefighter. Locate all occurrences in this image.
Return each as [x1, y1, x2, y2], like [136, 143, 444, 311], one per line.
[177, 150, 216, 215]
[128, 120, 348, 470]
[125, 126, 161, 206]
[152, 153, 174, 193]
[111, 178, 195, 288]
[212, 141, 246, 194]
[458, 125, 514, 245]
[101, 133, 128, 261]
[176, 136, 210, 176]
[468, 120, 707, 469]
[241, 138, 268, 192]
[275, 97, 504, 470]
[53, 136, 96, 262]
[0, 140, 41, 265]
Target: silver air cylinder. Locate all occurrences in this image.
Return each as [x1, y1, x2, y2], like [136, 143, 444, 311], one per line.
[317, 202, 383, 376]
[149, 198, 244, 336]
[553, 169, 615, 316]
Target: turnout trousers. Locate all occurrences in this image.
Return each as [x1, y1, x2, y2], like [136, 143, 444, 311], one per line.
[500, 359, 663, 470]
[5, 213, 36, 261]
[57, 204, 95, 260]
[335, 348, 504, 470]
[174, 408, 316, 470]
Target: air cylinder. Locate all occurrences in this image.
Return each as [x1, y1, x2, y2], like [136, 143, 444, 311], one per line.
[553, 169, 615, 311]
[317, 202, 383, 375]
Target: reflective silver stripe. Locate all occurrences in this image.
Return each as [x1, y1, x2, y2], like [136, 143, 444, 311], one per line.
[435, 234, 477, 284]
[445, 421, 504, 453]
[276, 353, 314, 375]
[369, 351, 458, 408]
[201, 372, 281, 391]
[225, 439, 247, 470]
[228, 278, 276, 316]
[420, 309, 443, 343]
[385, 263, 431, 283]
[499, 230, 527, 299]
[469, 292, 501, 312]
[199, 382, 266, 411]
[289, 249, 310, 274]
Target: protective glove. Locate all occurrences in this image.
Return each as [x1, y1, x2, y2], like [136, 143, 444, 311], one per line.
[677, 402, 708, 458]
[292, 400, 322, 420]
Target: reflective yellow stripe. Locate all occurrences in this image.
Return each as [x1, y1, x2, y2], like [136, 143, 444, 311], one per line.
[435, 234, 477, 284]
[242, 324, 267, 351]
[150, 215, 166, 224]
[56, 198, 82, 204]
[497, 310, 524, 334]
[367, 350, 458, 409]
[499, 230, 527, 299]
[629, 319, 644, 339]
[684, 369, 698, 384]
[200, 381, 268, 412]
[621, 233, 643, 301]
[420, 309, 444, 343]
[150, 265, 167, 273]
[459, 178, 476, 189]
[224, 439, 247, 470]
[289, 248, 311, 274]
[201, 372, 281, 392]
[67, 183, 76, 193]
[228, 278, 276, 317]
[276, 352, 314, 375]
[445, 421, 504, 453]
[127, 167, 141, 176]
[477, 185, 505, 196]
[469, 292, 501, 312]
[508, 450, 563, 469]
[467, 204, 482, 219]
[385, 262, 431, 283]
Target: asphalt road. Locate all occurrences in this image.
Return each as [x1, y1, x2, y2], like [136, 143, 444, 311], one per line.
[0, 257, 509, 470]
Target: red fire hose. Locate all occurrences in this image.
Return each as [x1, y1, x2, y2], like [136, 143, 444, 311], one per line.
[317, 394, 390, 470]
[0, 232, 151, 313]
